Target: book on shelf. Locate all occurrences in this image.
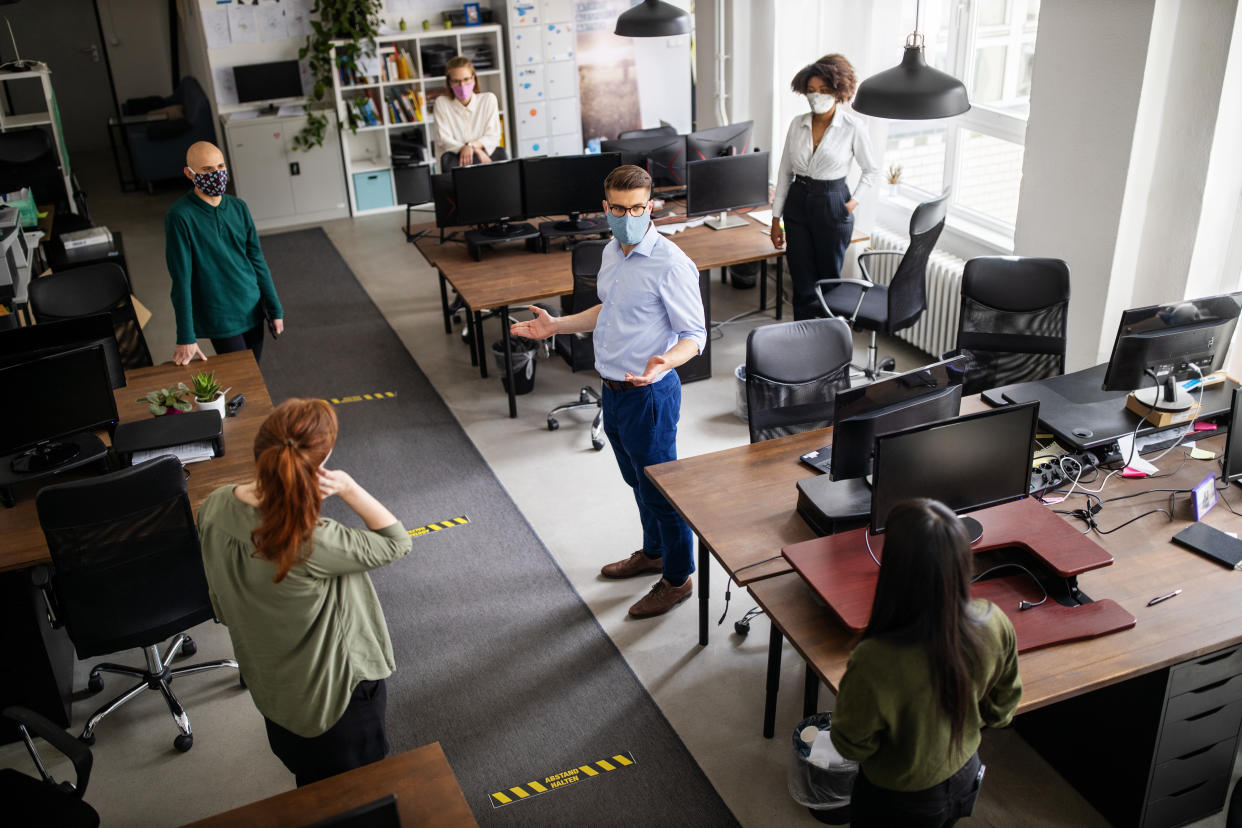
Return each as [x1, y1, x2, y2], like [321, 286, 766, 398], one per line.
[397, 49, 416, 80]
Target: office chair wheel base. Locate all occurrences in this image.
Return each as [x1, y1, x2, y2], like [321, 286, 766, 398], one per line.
[877, 357, 896, 373]
[239, 672, 247, 689]
[547, 418, 559, 431]
[87, 675, 104, 695]
[179, 638, 197, 657]
[174, 734, 193, 752]
[592, 438, 604, 451]
[79, 732, 96, 747]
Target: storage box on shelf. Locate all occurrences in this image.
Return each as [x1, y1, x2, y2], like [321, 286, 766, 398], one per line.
[331, 24, 511, 217]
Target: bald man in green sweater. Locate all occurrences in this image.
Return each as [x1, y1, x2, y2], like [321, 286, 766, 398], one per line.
[166, 141, 284, 365]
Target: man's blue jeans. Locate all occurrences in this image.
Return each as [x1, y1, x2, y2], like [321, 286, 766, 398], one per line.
[601, 371, 694, 586]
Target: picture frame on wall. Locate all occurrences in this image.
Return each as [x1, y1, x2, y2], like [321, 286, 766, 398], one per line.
[464, 3, 481, 26]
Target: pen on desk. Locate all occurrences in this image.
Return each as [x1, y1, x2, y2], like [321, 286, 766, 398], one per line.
[1147, 589, 1182, 607]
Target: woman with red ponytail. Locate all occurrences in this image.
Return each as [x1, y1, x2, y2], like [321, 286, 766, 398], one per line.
[197, 398, 411, 786]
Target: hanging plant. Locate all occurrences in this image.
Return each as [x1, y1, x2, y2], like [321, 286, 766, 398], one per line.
[294, 0, 384, 151]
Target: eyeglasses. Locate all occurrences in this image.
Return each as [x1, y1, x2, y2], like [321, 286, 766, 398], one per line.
[607, 203, 649, 218]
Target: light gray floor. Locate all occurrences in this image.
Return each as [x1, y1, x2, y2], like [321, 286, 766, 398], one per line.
[2, 152, 1235, 827]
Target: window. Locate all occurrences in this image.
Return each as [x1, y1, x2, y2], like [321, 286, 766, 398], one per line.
[882, 0, 1039, 236]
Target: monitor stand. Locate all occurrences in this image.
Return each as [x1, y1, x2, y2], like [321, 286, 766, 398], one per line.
[463, 221, 539, 261]
[0, 432, 109, 508]
[704, 210, 749, 230]
[1130, 374, 1195, 412]
[547, 212, 606, 233]
[960, 516, 983, 544]
[796, 475, 872, 537]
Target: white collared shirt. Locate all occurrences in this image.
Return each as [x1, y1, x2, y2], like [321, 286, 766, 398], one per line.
[433, 91, 501, 155]
[772, 108, 879, 217]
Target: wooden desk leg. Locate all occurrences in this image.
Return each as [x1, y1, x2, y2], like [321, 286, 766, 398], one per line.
[438, 273, 452, 335]
[803, 664, 819, 717]
[698, 536, 709, 646]
[501, 305, 516, 419]
[474, 311, 485, 375]
[759, 259, 768, 313]
[775, 258, 784, 321]
[764, 621, 782, 738]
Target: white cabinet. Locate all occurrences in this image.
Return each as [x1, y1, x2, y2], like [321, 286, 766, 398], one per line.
[222, 111, 349, 230]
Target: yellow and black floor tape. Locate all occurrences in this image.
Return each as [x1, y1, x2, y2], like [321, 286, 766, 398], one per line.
[328, 391, 397, 405]
[490, 752, 635, 808]
[408, 516, 469, 537]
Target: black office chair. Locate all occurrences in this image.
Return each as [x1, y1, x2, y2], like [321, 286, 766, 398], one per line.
[745, 318, 854, 443]
[1, 706, 100, 828]
[943, 256, 1070, 396]
[814, 190, 950, 380]
[438, 145, 508, 172]
[618, 125, 677, 139]
[34, 456, 239, 752]
[546, 240, 608, 450]
[28, 263, 153, 370]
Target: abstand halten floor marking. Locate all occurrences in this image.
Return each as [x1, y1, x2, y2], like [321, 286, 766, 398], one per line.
[490, 752, 636, 808]
[408, 516, 470, 537]
[327, 391, 397, 405]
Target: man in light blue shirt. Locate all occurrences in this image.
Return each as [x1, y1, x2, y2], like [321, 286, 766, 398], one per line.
[512, 165, 706, 618]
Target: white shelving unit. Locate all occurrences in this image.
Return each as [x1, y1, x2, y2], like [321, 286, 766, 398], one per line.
[0, 64, 77, 214]
[331, 24, 512, 217]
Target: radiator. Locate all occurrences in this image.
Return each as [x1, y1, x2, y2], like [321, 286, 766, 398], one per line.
[861, 225, 966, 359]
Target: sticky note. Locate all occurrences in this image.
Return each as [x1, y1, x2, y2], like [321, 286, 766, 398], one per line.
[1122, 467, 1149, 478]
[1193, 422, 1217, 432]
[1190, 448, 1216, 460]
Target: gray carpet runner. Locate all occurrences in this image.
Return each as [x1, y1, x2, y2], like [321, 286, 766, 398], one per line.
[257, 228, 738, 827]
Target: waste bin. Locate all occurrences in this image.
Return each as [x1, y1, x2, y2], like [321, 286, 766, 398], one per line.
[734, 364, 748, 422]
[492, 335, 538, 395]
[788, 712, 856, 824]
[729, 261, 759, 289]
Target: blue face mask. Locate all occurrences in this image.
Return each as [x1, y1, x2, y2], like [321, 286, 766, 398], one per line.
[607, 211, 650, 245]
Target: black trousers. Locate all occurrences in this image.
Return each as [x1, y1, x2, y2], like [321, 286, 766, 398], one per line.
[264, 679, 390, 788]
[783, 177, 854, 321]
[850, 753, 983, 828]
[210, 321, 265, 364]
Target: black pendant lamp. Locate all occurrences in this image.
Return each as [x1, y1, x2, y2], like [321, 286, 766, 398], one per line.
[614, 0, 690, 38]
[852, 1, 970, 120]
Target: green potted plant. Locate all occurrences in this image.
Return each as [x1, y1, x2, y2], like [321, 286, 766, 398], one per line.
[191, 371, 229, 419]
[293, 0, 384, 151]
[138, 384, 194, 417]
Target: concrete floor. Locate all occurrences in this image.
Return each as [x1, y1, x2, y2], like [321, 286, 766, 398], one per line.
[1, 151, 1235, 827]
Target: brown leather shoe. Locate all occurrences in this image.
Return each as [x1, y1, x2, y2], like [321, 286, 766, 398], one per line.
[628, 577, 693, 618]
[601, 550, 663, 579]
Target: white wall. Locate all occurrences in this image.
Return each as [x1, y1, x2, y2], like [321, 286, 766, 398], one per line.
[633, 0, 692, 133]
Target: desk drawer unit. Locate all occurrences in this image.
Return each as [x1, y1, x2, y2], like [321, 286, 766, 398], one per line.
[1017, 645, 1242, 827]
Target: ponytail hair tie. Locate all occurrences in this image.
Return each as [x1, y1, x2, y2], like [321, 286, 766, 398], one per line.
[284, 438, 298, 448]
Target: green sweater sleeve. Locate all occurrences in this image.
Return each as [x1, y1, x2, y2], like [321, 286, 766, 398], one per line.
[979, 610, 1022, 728]
[242, 203, 283, 320]
[829, 648, 883, 764]
[303, 520, 412, 579]
[165, 211, 197, 345]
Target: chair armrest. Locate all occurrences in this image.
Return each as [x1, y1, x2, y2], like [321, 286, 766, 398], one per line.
[2, 706, 93, 796]
[856, 249, 903, 283]
[814, 278, 873, 326]
[111, 113, 171, 126]
[28, 565, 62, 629]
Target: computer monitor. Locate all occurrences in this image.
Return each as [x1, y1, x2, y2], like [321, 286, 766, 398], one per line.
[520, 152, 622, 230]
[686, 121, 754, 161]
[0, 313, 126, 388]
[1102, 292, 1242, 412]
[685, 151, 770, 230]
[869, 401, 1040, 542]
[233, 60, 304, 106]
[451, 159, 526, 235]
[1222, 387, 1242, 484]
[830, 356, 968, 481]
[599, 135, 686, 188]
[0, 345, 118, 474]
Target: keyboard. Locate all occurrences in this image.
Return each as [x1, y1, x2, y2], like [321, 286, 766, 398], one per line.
[800, 445, 833, 475]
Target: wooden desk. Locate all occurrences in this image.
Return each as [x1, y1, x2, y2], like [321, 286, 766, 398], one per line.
[183, 742, 478, 828]
[0, 351, 272, 739]
[0, 351, 272, 572]
[645, 396, 989, 646]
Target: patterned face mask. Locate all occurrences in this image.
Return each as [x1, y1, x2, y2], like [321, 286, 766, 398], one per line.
[190, 168, 228, 197]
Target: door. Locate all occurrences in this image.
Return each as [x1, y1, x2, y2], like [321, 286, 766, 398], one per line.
[3, 0, 118, 153]
[285, 114, 347, 215]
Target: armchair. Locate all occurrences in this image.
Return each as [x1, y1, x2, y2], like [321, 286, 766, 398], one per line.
[814, 190, 950, 380]
[28, 263, 152, 370]
[34, 456, 239, 752]
[121, 76, 216, 192]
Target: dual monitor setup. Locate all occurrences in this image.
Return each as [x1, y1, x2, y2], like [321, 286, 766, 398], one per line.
[799, 288, 1242, 544]
[0, 315, 123, 480]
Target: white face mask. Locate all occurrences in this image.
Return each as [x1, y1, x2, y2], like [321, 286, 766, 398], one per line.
[808, 92, 835, 115]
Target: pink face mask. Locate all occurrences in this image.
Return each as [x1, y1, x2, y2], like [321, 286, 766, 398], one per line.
[452, 81, 475, 102]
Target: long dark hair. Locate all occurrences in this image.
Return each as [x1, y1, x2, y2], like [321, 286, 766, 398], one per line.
[251, 398, 338, 582]
[864, 498, 984, 750]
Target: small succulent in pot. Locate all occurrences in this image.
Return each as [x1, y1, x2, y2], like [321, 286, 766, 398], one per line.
[191, 371, 223, 403]
[138, 383, 193, 416]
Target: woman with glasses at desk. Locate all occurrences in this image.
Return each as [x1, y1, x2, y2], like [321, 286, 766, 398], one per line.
[770, 54, 878, 321]
[197, 398, 411, 786]
[830, 499, 1021, 827]
[434, 55, 504, 170]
